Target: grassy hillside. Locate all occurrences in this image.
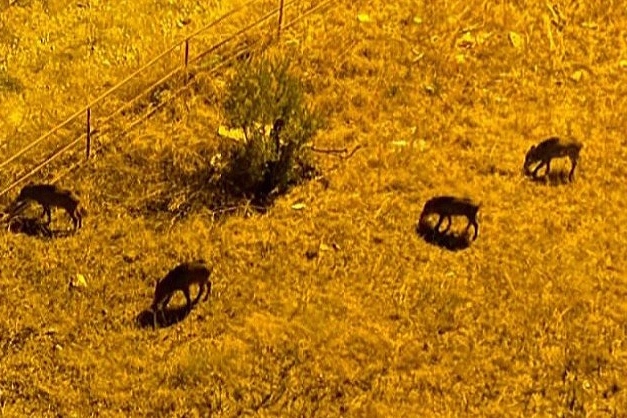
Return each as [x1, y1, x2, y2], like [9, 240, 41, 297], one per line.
[1, 0, 627, 416]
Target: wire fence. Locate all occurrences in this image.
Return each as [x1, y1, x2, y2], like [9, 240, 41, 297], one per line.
[0, 0, 332, 202]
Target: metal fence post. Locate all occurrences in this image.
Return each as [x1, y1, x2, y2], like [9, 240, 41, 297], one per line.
[277, 0, 285, 39]
[184, 39, 190, 83]
[86, 107, 91, 159]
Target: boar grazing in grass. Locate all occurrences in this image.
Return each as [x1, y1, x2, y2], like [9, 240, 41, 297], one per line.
[419, 196, 480, 241]
[523, 137, 583, 182]
[151, 260, 213, 327]
[9, 183, 84, 230]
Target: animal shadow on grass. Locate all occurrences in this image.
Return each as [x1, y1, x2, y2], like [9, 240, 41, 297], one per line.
[135, 304, 193, 330]
[527, 169, 572, 186]
[415, 219, 472, 252]
[6, 216, 54, 239]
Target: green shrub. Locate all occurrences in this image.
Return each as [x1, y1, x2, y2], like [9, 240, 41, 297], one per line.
[219, 56, 323, 204]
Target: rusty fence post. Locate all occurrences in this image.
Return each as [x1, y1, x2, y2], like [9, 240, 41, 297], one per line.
[277, 0, 285, 39]
[85, 107, 91, 159]
[184, 39, 190, 84]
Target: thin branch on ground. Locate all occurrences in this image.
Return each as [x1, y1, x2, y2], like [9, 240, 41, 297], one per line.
[308, 144, 363, 159]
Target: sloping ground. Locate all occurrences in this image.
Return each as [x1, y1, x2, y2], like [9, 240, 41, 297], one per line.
[1, 0, 627, 416]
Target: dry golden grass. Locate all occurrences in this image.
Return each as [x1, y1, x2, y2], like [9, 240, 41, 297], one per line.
[1, 0, 627, 416]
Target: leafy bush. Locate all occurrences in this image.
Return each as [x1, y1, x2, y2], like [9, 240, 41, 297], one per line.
[219, 56, 323, 204]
